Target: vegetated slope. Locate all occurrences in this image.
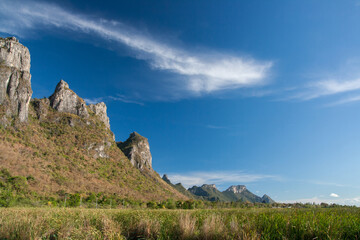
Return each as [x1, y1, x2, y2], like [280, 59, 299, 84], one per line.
[0, 101, 186, 201]
[188, 184, 234, 202]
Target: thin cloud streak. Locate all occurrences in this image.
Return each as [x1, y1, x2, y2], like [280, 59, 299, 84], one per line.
[84, 95, 144, 106]
[166, 171, 279, 189]
[327, 95, 360, 106]
[0, 1, 272, 95]
[109, 95, 144, 106]
[288, 78, 360, 103]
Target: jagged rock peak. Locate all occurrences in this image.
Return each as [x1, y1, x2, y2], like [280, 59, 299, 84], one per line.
[225, 185, 247, 194]
[49, 79, 89, 118]
[202, 184, 217, 189]
[162, 174, 171, 184]
[0, 37, 32, 124]
[117, 131, 152, 171]
[261, 194, 275, 203]
[89, 102, 110, 129]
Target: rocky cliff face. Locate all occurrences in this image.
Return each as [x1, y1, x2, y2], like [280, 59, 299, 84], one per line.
[89, 102, 110, 129]
[225, 185, 246, 194]
[0, 37, 32, 124]
[117, 132, 152, 171]
[49, 80, 89, 118]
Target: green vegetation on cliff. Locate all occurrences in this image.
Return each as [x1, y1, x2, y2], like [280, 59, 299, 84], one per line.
[0, 100, 186, 202]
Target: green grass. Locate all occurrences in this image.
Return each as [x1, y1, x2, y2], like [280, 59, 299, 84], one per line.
[0, 207, 359, 239]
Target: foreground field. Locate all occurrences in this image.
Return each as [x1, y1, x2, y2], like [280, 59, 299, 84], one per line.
[0, 207, 359, 239]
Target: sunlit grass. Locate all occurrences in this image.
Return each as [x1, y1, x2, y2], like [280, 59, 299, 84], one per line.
[0, 207, 359, 239]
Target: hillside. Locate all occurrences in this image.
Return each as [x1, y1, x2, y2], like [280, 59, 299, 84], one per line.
[0, 37, 187, 202]
[188, 184, 274, 203]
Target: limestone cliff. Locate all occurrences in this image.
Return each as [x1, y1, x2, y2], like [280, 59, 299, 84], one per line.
[49, 80, 89, 118]
[117, 132, 152, 171]
[0, 37, 32, 124]
[89, 102, 110, 129]
[225, 185, 247, 194]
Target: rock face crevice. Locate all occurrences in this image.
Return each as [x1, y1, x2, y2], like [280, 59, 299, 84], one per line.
[0, 37, 32, 123]
[117, 132, 152, 171]
[49, 80, 89, 118]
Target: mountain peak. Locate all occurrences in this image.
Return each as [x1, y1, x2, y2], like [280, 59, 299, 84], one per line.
[202, 184, 217, 189]
[162, 174, 171, 184]
[225, 185, 247, 194]
[117, 132, 152, 171]
[261, 194, 275, 203]
[49, 79, 89, 118]
[56, 79, 69, 90]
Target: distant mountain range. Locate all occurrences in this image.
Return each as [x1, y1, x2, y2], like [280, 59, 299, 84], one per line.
[163, 175, 275, 203]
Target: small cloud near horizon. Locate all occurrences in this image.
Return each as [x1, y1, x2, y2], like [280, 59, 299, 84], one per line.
[330, 193, 339, 198]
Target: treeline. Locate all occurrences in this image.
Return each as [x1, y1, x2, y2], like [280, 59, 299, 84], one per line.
[0, 168, 355, 209]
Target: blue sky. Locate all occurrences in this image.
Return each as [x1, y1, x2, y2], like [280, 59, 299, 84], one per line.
[2, 0, 360, 205]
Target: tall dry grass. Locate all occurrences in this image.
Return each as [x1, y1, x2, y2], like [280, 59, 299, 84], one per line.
[0, 207, 359, 239]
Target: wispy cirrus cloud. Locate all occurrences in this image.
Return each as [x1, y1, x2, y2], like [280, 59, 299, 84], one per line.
[84, 95, 144, 106]
[0, 0, 272, 96]
[294, 78, 360, 101]
[165, 171, 279, 189]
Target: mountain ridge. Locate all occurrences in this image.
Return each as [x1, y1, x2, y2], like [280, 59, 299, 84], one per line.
[162, 175, 275, 203]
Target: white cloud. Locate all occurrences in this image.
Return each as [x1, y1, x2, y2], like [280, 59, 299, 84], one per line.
[109, 95, 144, 105]
[288, 78, 360, 106]
[330, 193, 339, 198]
[0, 1, 272, 95]
[165, 171, 279, 189]
[283, 196, 360, 206]
[291, 78, 360, 101]
[84, 97, 103, 105]
[85, 95, 144, 105]
[327, 95, 360, 106]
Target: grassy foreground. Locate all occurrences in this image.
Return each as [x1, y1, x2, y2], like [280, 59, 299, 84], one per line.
[0, 208, 360, 239]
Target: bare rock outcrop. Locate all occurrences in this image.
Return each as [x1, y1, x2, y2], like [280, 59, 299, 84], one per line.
[49, 80, 89, 118]
[32, 98, 50, 120]
[225, 185, 246, 194]
[0, 37, 32, 123]
[86, 140, 112, 159]
[89, 102, 110, 129]
[117, 132, 152, 171]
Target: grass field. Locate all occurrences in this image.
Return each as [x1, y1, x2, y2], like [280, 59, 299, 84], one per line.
[0, 207, 359, 239]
